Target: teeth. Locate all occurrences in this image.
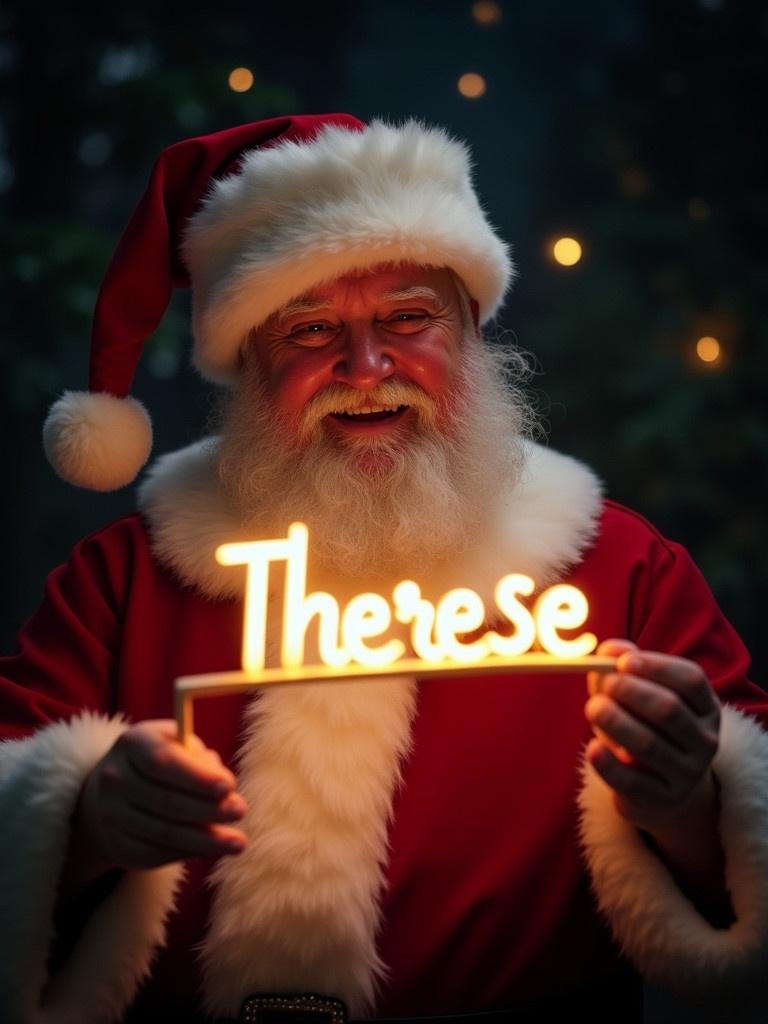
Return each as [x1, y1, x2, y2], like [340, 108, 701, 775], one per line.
[332, 405, 402, 415]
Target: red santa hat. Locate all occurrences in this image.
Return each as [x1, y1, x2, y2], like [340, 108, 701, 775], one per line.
[42, 113, 513, 491]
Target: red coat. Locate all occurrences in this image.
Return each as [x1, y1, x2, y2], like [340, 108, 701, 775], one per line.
[1, 441, 767, 1023]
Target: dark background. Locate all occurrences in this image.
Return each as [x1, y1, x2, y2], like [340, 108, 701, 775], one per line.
[4, 0, 765, 684]
[2, 3, 767, 1019]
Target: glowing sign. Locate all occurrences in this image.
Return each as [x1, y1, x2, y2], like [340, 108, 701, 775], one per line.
[173, 523, 615, 744]
[216, 522, 598, 676]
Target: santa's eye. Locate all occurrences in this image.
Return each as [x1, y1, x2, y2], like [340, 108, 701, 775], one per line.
[288, 321, 338, 345]
[383, 309, 430, 332]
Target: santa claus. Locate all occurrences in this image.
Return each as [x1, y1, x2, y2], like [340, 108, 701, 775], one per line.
[1, 114, 767, 1024]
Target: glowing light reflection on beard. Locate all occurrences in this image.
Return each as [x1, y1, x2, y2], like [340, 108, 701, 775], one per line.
[217, 339, 530, 580]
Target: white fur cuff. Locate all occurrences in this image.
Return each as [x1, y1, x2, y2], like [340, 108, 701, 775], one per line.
[579, 704, 768, 993]
[0, 714, 183, 1024]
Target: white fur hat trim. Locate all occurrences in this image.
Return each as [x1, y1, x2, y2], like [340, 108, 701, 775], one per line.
[183, 119, 513, 384]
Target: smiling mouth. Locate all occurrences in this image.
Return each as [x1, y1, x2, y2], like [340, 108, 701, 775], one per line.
[328, 404, 408, 423]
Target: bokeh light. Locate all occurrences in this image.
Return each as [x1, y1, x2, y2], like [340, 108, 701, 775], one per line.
[696, 335, 721, 364]
[472, 1, 502, 25]
[552, 237, 583, 266]
[228, 67, 254, 93]
[458, 73, 487, 99]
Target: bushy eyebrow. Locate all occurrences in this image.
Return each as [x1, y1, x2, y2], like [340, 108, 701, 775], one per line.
[274, 286, 441, 325]
[275, 297, 334, 322]
[379, 286, 441, 304]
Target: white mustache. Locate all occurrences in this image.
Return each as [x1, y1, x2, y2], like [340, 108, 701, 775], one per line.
[298, 380, 437, 436]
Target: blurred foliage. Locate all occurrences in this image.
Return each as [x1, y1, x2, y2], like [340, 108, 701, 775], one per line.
[516, 0, 767, 679]
[0, 0, 323, 648]
[2, 222, 110, 411]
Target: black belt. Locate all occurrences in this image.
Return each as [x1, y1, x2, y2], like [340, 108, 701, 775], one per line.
[231, 987, 643, 1024]
[239, 994, 346, 1024]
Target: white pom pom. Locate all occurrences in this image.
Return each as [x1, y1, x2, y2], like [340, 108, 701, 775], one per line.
[42, 391, 153, 491]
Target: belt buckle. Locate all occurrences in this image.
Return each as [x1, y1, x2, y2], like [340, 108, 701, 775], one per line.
[239, 993, 348, 1024]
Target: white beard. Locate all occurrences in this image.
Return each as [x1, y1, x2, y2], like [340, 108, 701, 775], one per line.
[217, 337, 533, 582]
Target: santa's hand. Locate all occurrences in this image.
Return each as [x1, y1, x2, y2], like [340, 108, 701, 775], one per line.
[73, 720, 247, 873]
[584, 639, 721, 836]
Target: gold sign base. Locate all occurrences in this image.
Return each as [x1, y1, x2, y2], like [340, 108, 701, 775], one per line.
[174, 655, 617, 746]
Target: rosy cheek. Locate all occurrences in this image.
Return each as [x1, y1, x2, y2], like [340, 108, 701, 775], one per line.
[268, 355, 333, 417]
[401, 339, 460, 393]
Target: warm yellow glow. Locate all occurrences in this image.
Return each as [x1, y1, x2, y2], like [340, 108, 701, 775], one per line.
[472, 1, 502, 25]
[176, 650, 618, 744]
[434, 588, 489, 662]
[552, 237, 582, 266]
[696, 336, 721, 363]
[458, 72, 487, 99]
[216, 530, 295, 674]
[216, 523, 599, 679]
[490, 574, 537, 656]
[228, 67, 254, 92]
[341, 593, 405, 667]
[534, 585, 598, 658]
[393, 580, 443, 661]
[281, 523, 348, 669]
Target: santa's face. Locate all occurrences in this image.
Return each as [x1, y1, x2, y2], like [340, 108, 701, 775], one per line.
[247, 263, 465, 460]
[220, 263, 527, 578]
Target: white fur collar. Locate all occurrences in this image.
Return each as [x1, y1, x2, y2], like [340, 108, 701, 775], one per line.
[137, 437, 603, 602]
[136, 436, 602, 1014]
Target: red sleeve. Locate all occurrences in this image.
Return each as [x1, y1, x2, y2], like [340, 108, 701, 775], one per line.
[606, 504, 765, 713]
[0, 521, 136, 739]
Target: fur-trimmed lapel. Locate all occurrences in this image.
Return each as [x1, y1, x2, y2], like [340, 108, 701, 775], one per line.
[137, 437, 603, 603]
[200, 673, 419, 1018]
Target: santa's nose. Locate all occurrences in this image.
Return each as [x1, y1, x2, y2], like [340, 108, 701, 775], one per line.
[332, 325, 395, 390]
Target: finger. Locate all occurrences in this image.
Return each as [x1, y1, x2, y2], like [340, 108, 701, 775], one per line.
[123, 730, 237, 799]
[101, 830, 217, 871]
[129, 785, 247, 826]
[112, 829, 246, 870]
[587, 638, 637, 696]
[187, 733, 226, 770]
[589, 721, 633, 765]
[101, 831, 184, 871]
[109, 802, 247, 861]
[586, 737, 670, 807]
[616, 651, 717, 717]
[597, 639, 638, 657]
[586, 693, 698, 784]
[599, 673, 720, 757]
[127, 720, 230, 778]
